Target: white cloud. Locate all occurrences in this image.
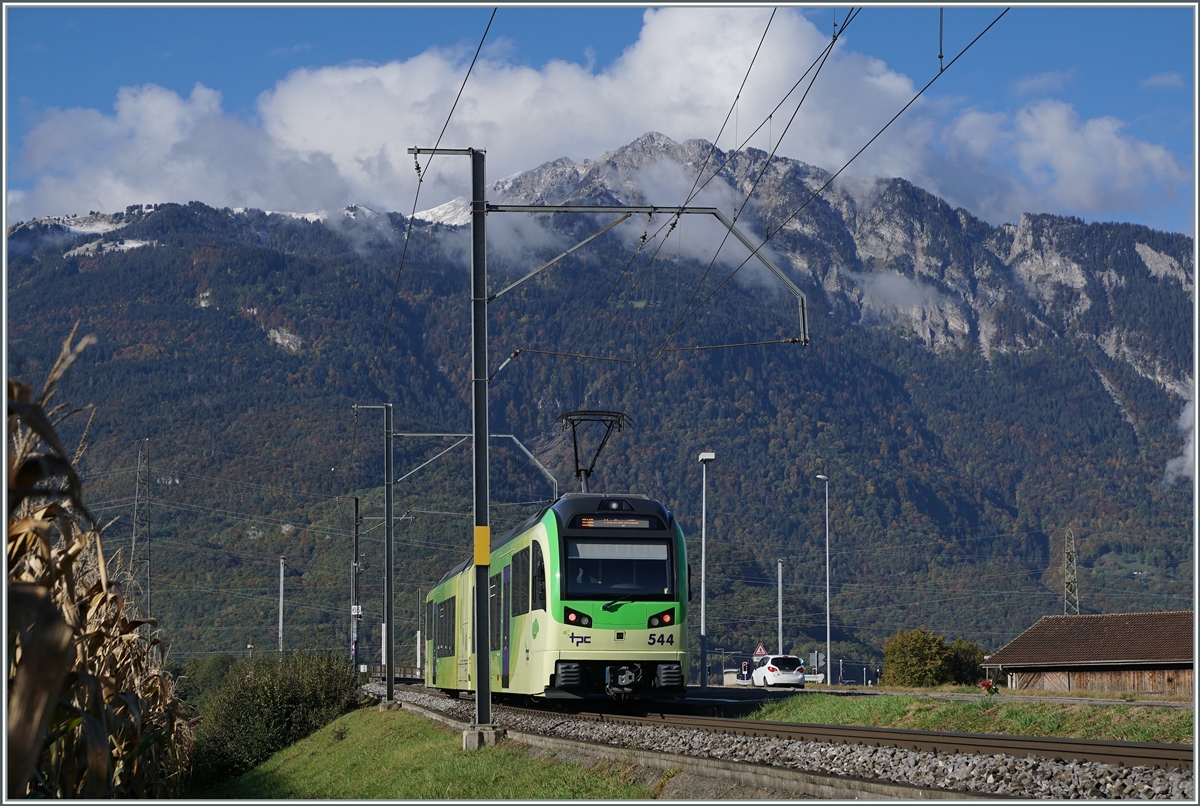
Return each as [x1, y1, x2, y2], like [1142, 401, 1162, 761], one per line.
[1142, 71, 1186, 89]
[1163, 400, 1194, 486]
[1012, 69, 1075, 96]
[5, 8, 926, 220]
[925, 99, 1190, 228]
[269, 43, 312, 58]
[13, 82, 349, 217]
[6, 7, 1192, 236]
[1011, 100, 1187, 211]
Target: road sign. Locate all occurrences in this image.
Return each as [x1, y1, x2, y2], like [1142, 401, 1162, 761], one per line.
[753, 643, 769, 658]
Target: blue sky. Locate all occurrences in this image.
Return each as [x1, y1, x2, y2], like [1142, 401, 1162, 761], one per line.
[5, 5, 1196, 234]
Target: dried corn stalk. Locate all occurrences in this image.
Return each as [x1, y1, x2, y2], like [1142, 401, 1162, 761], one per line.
[7, 325, 193, 797]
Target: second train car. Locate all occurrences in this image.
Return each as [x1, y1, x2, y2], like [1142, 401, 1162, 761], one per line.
[425, 493, 690, 699]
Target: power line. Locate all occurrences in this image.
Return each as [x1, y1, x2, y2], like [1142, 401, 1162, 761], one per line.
[158, 468, 343, 501]
[581, 16, 853, 411]
[372, 7, 497, 381]
[153, 581, 346, 616]
[605, 7, 1010, 404]
[485, 18, 856, 493]
[682, 9, 778, 208]
[673, 9, 858, 329]
[486, 11, 796, 496]
[150, 500, 349, 538]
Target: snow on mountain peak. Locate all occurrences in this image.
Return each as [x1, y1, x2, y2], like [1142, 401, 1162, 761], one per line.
[413, 197, 471, 227]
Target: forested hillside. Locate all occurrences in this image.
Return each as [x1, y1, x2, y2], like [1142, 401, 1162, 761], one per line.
[7, 138, 1192, 671]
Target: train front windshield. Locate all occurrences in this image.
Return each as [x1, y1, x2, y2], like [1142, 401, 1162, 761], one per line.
[564, 539, 674, 599]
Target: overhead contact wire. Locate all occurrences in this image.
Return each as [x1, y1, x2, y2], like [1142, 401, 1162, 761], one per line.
[671, 10, 852, 337]
[371, 8, 497, 382]
[608, 7, 1007, 402]
[490, 10, 780, 497]
[525, 10, 786, 424]
[591, 9, 859, 408]
[681, 9, 777, 206]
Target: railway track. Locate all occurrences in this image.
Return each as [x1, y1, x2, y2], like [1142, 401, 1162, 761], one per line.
[498, 704, 1193, 772]
[377, 685, 1194, 798]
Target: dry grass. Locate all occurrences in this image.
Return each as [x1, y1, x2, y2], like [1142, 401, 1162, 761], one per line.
[7, 324, 193, 797]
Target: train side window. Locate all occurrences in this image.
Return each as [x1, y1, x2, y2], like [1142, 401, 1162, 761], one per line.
[433, 597, 456, 658]
[531, 541, 547, 612]
[511, 548, 530, 616]
[435, 601, 444, 658]
[488, 573, 502, 651]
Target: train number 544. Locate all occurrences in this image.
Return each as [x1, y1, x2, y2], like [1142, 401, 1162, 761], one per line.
[647, 633, 675, 646]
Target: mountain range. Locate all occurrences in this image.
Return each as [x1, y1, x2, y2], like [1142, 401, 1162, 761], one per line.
[6, 132, 1193, 669]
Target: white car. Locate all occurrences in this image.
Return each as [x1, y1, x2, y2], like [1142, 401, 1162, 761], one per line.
[752, 655, 805, 688]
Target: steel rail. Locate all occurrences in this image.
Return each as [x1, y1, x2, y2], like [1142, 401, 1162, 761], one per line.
[499, 705, 1193, 772]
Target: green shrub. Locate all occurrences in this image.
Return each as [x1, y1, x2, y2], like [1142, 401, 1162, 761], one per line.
[174, 653, 238, 714]
[947, 637, 985, 685]
[189, 651, 359, 788]
[882, 628, 986, 687]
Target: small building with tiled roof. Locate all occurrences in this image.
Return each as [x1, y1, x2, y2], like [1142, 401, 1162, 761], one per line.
[982, 611, 1193, 696]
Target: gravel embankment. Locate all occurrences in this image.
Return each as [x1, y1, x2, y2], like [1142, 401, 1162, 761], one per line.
[366, 684, 1193, 799]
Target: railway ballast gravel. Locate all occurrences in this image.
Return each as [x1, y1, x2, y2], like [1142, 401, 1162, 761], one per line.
[367, 684, 1193, 799]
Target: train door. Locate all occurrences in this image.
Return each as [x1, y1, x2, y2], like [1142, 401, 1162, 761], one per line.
[458, 575, 471, 689]
[501, 565, 511, 688]
[427, 599, 435, 686]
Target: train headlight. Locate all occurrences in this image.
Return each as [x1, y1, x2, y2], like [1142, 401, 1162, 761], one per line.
[564, 606, 591, 627]
[647, 608, 675, 629]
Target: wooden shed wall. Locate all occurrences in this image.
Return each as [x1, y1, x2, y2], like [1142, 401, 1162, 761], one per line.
[1007, 667, 1192, 696]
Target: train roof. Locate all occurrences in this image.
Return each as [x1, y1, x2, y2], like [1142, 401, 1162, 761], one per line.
[549, 493, 668, 524]
[432, 493, 673, 587]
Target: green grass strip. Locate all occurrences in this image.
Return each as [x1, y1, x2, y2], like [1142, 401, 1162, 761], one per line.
[751, 693, 1193, 744]
[191, 707, 654, 800]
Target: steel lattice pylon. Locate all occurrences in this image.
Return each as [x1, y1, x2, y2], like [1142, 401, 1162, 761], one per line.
[132, 439, 151, 623]
[1064, 527, 1079, 615]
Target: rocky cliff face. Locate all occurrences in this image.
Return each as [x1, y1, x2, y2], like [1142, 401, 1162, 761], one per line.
[11, 132, 1191, 403]
[417, 132, 1193, 402]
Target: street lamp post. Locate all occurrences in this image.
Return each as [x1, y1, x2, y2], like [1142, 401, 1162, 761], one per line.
[698, 451, 715, 688]
[816, 474, 829, 686]
[777, 559, 783, 655]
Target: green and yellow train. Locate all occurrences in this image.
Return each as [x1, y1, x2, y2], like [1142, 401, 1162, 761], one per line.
[425, 493, 690, 699]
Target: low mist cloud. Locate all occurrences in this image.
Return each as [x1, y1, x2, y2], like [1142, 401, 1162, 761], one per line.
[620, 159, 773, 271]
[844, 269, 956, 316]
[1163, 399, 1194, 486]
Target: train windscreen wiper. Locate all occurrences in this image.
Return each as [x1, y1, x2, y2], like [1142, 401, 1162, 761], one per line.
[602, 593, 637, 612]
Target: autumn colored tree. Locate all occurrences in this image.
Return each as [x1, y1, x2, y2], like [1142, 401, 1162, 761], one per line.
[882, 627, 952, 687]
